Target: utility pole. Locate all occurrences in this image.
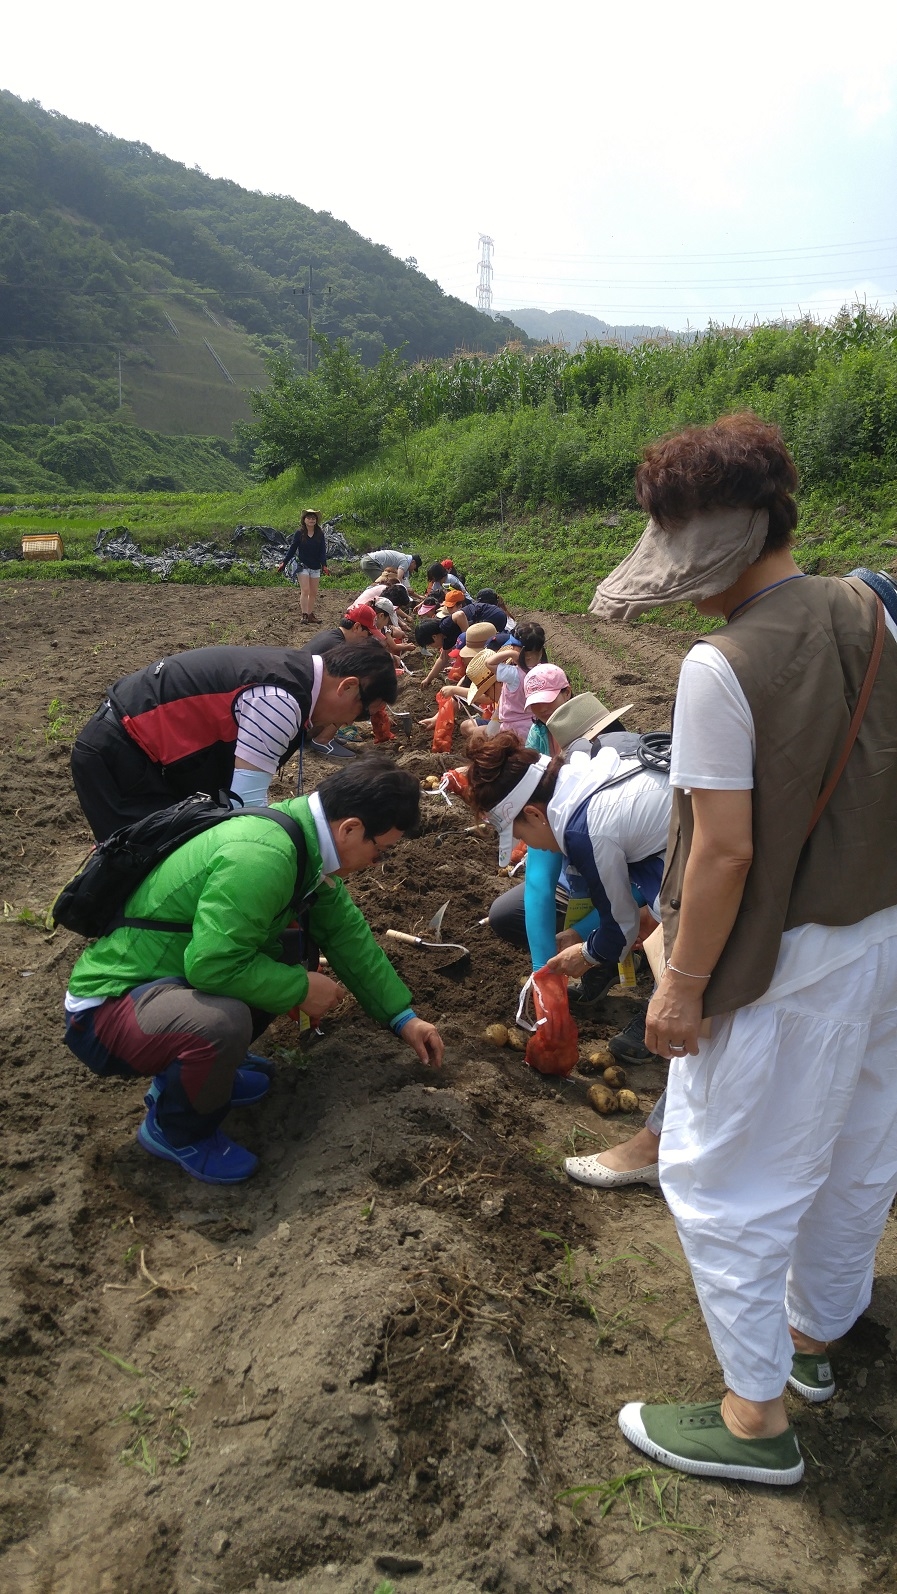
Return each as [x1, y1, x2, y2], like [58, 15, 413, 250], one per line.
[477, 235, 494, 316]
[294, 266, 314, 372]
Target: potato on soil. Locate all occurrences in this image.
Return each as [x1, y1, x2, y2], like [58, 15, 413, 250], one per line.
[484, 1023, 509, 1046]
[587, 1084, 617, 1115]
[616, 1089, 640, 1112]
[603, 1064, 627, 1088]
[586, 1046, 613, 1069]
[506, 1028, 527, 1051]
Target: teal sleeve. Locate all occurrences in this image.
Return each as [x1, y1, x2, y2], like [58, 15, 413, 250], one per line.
[525, 721, 550, 753]
[523, 848, 564, 971]
[572, 907, 602, 938]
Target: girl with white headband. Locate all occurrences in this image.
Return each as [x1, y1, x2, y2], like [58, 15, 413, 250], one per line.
[463, 726, 672, 1013]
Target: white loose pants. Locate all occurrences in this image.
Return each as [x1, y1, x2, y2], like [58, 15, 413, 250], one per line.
[659, 928, 897, 1402]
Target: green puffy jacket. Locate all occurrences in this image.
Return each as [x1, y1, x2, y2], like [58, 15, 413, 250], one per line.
[67, 798, 412, 1023]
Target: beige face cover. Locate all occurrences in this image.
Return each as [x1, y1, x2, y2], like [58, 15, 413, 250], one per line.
[588, 506, 770, 622]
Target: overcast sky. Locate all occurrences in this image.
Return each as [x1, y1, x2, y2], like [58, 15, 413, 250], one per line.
[6, 0, 897, 333]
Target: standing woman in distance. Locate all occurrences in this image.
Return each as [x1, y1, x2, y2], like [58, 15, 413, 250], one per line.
[280, 509, 328, 626]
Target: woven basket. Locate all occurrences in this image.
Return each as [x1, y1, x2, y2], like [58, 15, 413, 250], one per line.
[22, 534, 64, 561]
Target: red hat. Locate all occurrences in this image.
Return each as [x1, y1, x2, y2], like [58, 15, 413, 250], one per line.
[441, 558, 454, 570]
[344, 602, 378, 633]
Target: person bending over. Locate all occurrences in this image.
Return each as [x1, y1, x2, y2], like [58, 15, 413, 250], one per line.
[63, 760, 443, 1185]
[463, 728, 671, 1009]
[71, 644, 398, 840]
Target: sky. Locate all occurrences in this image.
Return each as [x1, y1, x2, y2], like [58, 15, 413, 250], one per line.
[5, 0, 897, 333]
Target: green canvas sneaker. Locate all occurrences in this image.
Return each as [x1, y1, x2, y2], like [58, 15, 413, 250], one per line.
[618, 1400, 804, 1485]
[788, 1351, 835, 1403]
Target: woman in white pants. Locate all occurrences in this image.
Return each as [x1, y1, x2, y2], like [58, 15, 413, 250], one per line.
[588, 411, 897, 1486]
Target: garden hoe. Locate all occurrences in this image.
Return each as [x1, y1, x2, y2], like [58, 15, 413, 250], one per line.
[386, 900, 470, 970]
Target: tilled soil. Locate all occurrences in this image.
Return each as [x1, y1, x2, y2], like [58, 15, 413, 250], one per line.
[1, 580, 895, 1594]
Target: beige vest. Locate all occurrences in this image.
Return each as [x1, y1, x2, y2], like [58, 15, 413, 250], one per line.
[661, 576, 897, 1016]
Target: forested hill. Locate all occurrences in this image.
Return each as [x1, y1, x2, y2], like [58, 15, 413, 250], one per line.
[508, 307, 671, 348]
[0, 91, 527, 429]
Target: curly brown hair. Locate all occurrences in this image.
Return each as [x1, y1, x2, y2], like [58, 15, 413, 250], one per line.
[636, 412, 799, 552]
[463, 729, 562, 813]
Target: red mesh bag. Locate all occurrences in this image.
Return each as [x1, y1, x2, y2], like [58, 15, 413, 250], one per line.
[370, 704, 396, 743]
[446, 650, 466, 684]
[431, 691, 456, 752]
[441, 764, 470, 798]
[520, 968, 579, 1077]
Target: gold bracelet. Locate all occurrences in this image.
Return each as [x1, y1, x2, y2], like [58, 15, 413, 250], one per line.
[666, 962, 712, 980]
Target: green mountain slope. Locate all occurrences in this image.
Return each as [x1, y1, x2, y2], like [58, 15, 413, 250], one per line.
[508, 306, 671, 347]
[127, 302, 267, 436]
[0, 90, 527, 434]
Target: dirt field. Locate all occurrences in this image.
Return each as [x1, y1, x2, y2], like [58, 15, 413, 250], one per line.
[1, 580, 895, 1594]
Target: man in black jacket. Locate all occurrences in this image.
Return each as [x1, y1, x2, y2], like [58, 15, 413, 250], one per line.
[71, 643, 398, 841]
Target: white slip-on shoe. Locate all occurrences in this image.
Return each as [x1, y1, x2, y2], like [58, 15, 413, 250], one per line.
[564, 1153, 660, 1189]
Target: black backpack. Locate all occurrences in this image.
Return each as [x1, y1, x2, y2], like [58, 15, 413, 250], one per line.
[52, 794, 308, 939]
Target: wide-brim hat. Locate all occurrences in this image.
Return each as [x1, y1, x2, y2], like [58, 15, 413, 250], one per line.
[459, 621, 498, 659]
[546, 692, 633, 748]
[588, 506, 770, 622]
[465, 649, 500, 706]
[301, 509, 321, 523]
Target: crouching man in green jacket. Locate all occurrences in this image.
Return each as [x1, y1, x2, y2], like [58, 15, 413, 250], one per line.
[63, 760, 442, 1184]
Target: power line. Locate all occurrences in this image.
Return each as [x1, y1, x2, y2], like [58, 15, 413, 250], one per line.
[437, 234, 897, 266]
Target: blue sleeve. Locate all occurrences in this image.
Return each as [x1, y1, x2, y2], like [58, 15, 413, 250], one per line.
[284, 529, 303, 562]
[523, 848, 564, 971]
[573, 907, 602, 938]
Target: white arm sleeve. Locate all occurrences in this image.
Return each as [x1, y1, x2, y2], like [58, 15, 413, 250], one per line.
[670, 644, 755, 790]
[230, 767, 272, 808]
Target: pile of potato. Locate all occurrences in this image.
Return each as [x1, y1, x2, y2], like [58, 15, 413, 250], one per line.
[483, 1022, 527, 1051]
[584, 1051, 639, 1113]
[421, 775, 442, 790]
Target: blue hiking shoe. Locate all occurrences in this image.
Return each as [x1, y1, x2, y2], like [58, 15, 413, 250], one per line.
[136, 1103, 258, 1184]
[243, 1051, 277, 1080]
[143, 1066, 271, 1111]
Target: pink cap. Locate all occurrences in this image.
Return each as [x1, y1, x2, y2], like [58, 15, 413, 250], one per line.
[344, 602, 379, 633]
[524, 663, 570, 705]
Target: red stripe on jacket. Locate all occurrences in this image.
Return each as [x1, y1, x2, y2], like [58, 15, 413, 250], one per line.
[121, 689, 245, 765]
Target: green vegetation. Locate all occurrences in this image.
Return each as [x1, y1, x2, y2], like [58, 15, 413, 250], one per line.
[0, 89, 526, 432]
[0, 419, 248, 494]
[1, 310, 894, 613]
[243, 309, 897, 509]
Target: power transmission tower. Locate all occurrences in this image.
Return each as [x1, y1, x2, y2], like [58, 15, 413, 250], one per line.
[477, 235, 494, 315]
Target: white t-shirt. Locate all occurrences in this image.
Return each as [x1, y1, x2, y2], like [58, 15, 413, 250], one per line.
[671, 614, 897, 1005]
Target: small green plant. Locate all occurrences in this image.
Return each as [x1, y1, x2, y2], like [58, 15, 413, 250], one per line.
[45, 697, 75, 743]
[557, 1466, 704, 1536]
[374, 1582, 396, 1594]
[95, 1346, 145, 1377]
[116, 1387, 195, 1476]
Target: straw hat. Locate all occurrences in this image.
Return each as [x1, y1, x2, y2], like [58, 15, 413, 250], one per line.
[546, 692, 633, 749]
[459, 621, 498, 659]
[465, 649, 501, 706]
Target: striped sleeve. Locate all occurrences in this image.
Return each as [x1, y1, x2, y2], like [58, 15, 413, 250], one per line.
[233, 686, 305, 773]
